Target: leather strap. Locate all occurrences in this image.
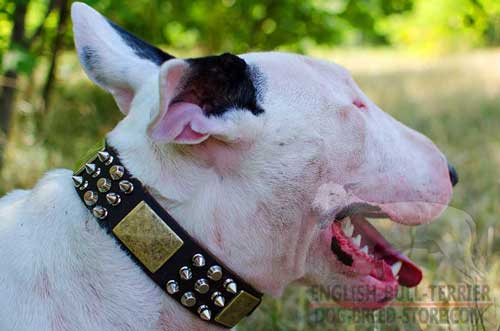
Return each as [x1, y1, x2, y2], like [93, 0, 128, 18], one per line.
[72, 141, 262, 328]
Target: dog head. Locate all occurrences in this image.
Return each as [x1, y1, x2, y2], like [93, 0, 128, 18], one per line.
[71, 2, 456, 307]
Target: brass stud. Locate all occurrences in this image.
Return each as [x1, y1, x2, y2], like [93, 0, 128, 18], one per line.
[211, 292, 225, 307]
[181, 292, 196, 307]
[179, 266, 192, 280]
[106, 193, 121, 206]
[192, 254, 206, 267]
[119, 180, 134, 194]
[97, 151, 113, 165]
[166, 280, 179, 295]
[83, 191, 98, 206]
[109, 165, 124, 180]
[92, 206, 108, 219]
[97, 178, 112, 193]
[194, 278, 210, 294]
[207, 265, 223, 281]
[197, 305, 211, 321]
[223, 278, 237, 294]
[72, 176, 84, 187]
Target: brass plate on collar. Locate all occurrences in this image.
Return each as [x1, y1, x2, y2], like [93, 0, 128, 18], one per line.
[214, 291, 261, 328]
[113, 201, 183, 273]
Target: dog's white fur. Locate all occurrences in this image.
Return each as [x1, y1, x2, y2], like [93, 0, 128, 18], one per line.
[0, 3, 453, 330]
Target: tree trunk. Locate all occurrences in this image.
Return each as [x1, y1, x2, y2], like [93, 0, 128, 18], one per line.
[0, 2, 28, 169]
[42, 0, 69, 112]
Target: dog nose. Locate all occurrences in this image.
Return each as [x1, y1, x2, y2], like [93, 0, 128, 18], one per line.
[448, 163, 459, 187]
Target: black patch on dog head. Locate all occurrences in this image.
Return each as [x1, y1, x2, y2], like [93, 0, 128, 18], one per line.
[81, 46, 108, 85]
[107, 19, 174, 65]
[81, 46, 98, 71]
[177, 53, 264, 117]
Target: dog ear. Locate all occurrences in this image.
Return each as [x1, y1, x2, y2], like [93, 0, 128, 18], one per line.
[148, 60, 222, 144]
[149, 56, 264, 145]
[71, 2, 173, 114]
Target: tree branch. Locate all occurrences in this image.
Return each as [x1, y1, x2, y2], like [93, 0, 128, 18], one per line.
[24, 0, 56, 47]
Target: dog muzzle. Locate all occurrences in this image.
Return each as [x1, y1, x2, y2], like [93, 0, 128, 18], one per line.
[72, 140, 262, 328]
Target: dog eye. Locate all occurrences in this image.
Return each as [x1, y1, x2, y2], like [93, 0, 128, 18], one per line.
[353, 99, 367, 109]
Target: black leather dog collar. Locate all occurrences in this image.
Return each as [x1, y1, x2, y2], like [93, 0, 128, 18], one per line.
[72, 141, 262, 328]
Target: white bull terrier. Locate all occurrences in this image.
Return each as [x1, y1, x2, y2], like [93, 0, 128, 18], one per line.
[0, 2, 458, 330]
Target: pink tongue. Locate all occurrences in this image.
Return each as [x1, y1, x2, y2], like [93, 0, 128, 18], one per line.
[351, 215, 422, 287]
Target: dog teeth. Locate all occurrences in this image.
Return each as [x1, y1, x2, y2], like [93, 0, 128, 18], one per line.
[342, 218, 354, 237]
[352, 234, 361, 247]
[391, 261, 402, 276]
[361, 245, 369, 254]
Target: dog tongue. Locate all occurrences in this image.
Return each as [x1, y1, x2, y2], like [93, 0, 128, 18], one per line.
[351, 215, 423, 287]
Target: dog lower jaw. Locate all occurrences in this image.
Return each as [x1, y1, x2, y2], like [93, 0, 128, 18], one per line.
[323, 213, 424, 307]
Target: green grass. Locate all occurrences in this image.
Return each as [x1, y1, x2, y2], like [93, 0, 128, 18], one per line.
[1, 48, 499, 330]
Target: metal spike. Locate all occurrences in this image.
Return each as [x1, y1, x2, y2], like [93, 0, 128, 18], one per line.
[207, 265, 222, 281]
[97, 178, 112, 193]
[83, 191, 98, 206]
[97, 151, 114, 166]
[72, 176, 84, 187]
[119, 180, 134, 194]
[223, 278, 237, 294]
[79, 180, 89, 191]
[85, 163, 96, 175]
[179, 266, 192, 280]
[197, 305, 211, 321]
[166, 280, 179, 295]
[211, 292, 225, 307]
[97, 151, 110, 162]
[214, 295, 225, 308]
[85, 163, 101, 177]
[192, 254, 206, 267]
[92, 206, 108, 219]
[181, 292, 196, 307]
[106, 193, 121, 206]
[109, 165, 124, 180]
[194, 278, 209, 294]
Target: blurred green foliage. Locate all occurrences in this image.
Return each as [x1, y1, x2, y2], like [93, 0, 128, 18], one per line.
[79, 0, 413, 53]
[380, 0, 500, 53]
[1, 0, 500, 70]
[0, 0, 499, 109]
[78, 0, 500, 53]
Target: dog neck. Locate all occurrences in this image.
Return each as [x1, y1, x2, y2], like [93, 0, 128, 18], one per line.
[106, 128, 311, 297]
[72, 138, 268, 329]
[81, 129, 317, 329]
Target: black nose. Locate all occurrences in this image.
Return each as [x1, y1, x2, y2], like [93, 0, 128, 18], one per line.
[448, 163, 459, 187]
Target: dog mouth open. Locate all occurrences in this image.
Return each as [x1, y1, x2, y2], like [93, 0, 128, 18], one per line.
[329, 205, 422, 289]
